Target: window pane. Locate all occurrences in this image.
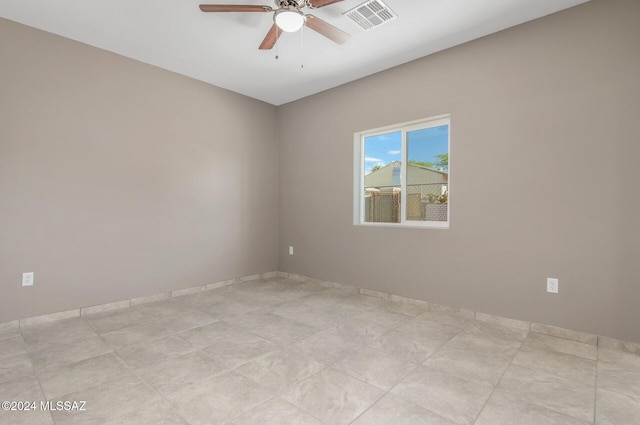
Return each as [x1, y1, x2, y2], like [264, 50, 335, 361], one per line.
[363, 131, 402, 223]
[406, 125, 449, 222]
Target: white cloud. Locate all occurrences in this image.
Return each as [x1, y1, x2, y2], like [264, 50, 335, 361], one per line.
[365, 157, 384, 164]
[387, 150, 401, 155]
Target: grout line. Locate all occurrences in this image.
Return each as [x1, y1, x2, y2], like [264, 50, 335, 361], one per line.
[223, 396, 278, 425]
[470, 329, 529, 424]
[32, 368, 57, 425]
[348, 319, 467, 424]
[111, 349, 196, 425]
[270, 364, 333, 423]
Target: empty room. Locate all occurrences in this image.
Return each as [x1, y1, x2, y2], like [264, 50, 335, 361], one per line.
[1, 0, 638, 424]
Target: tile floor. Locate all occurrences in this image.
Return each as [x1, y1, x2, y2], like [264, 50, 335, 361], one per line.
[1, 277, 639, 425]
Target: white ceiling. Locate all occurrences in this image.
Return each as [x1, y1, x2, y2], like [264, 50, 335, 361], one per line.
[1, 0, 589, 105]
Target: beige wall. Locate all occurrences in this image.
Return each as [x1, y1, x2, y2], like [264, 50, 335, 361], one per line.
[277, 0, 640, 342]
[0, 18, 278, 323]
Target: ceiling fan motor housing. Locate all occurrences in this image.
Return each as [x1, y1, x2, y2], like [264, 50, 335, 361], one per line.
[276, 0, 304, 8]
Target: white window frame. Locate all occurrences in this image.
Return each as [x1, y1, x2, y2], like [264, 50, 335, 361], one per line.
[353, 114, 451, 229]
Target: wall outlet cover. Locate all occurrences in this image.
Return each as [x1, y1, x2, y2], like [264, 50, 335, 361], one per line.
[547, 277, 558, 294]
[22, 272, 34, 287]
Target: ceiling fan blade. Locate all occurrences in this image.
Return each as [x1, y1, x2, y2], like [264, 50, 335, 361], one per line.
[199, 4, 273, 12]
[259, 24, 282, 50]
[307, 0, 345, 8]
[305, 15, 350, 44]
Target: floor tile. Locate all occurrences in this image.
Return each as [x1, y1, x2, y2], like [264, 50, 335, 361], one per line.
[353, 307, 414, 328]
[415, 310, 473, 330]
[221, 310, 283, 329]
[353, 292, 392, 308]
[154, 309, 219, 333]
[370, 320, 459, 364]
[165, 371, 273, 425]
[102, 399, 189, 425]
[381, 301, 429, 317]
[202, 331, 280, 369]
[22, 318, 98, 351]
[475, 312, 530, 331]
[397, 317, 464, 341]
[391, 363, 494, 425]
[595, 388, 640, 425]
[0, 375, 54, 425]
[28, 335, 113, 371]
[324, 315, 394, 345]
[351, 393, 458, 425]
[177, 320, 240, 348]
[233, 313, 319, 345]
[598, 336, 640, 356]
[0, 352, 34, 383]
[597, 348, 640, 398]
[512, 346, 596, 387]
[134, 299, 194, 319]
[460, 320, 528, 348]
[429, 332, 519, 385]
[530, 323, 597, 345]
[197, 299, 265, 319]
[522, 332, 597, 360]
[37, 352, 137, 400]
[290, 331, 361, 365]
[177, 290, 228, 309]
[300, 290, 376, 317]
[84, 309, 149, 334]
[429, 304, 475, 319]
[496, 364, 595, 422]
[235, 347, 326, 392]
[228, 397, 323, 425]
[99, 323, 172, 348]
[0, 327, 21, 341]
[50, 377, 162, 425]
[217, 285, 288, 306]
[136, 349, 228, 395]
[282, 368, 384, 425]
[332, 346, 418, 390]
[270, 301, 350, 329]
[116, 335, 196, 369]
[475, 390, 592, 425]
[268, 280, 327, 301]
[0, 334, 27, 358]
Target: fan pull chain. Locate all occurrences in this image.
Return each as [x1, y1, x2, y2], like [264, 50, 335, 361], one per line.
[275, 28, 279, 60]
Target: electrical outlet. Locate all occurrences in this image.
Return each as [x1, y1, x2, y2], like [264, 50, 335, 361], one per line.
[547, 278, 558, 294]
[22, 272, 34, 287]
[289, 246, 294, 255]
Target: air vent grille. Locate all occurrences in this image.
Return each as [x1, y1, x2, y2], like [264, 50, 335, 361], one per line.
[345, 0, 397, 31]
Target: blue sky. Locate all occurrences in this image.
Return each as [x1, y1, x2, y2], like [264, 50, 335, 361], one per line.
[364, 125, 449, 174]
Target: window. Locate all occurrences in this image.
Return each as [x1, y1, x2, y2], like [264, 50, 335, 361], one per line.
[353, 115, 450, 228]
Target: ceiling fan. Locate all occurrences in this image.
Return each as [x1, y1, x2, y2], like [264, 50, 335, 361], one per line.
[199, 0, 350, 50]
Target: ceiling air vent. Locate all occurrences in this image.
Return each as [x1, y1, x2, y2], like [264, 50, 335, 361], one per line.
[344, 0, 397, 31]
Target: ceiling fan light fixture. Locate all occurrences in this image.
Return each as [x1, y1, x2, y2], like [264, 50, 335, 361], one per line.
[274, 8, 306, 32]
